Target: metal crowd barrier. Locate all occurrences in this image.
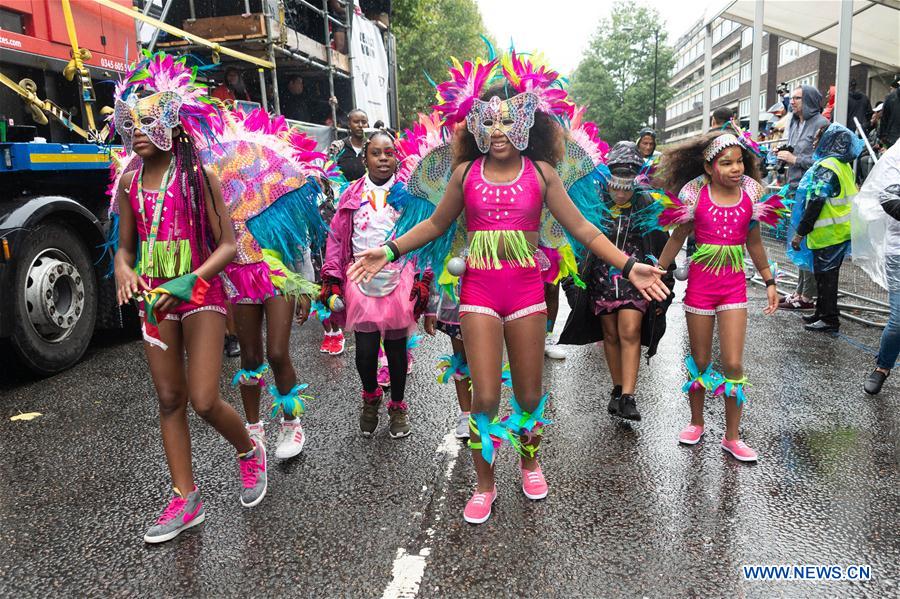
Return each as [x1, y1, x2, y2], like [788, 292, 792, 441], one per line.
[748, 224, 889, 328]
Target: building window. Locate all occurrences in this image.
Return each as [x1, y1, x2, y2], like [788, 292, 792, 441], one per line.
[739, 98, 750, 118]
[761, 52, 768, 75]
[741, 28, 753, 48]
[740, 62, 750, 83]
[784, 73, 818, 94]
[778, 40, 815, 66]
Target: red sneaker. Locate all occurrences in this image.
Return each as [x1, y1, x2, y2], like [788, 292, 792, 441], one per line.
[328, 331, 346, 355]
[319, 334, 334, 353]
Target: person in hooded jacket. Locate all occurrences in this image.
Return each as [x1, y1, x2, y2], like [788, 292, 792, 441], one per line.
[847, 79, 873, 135]
[637, 127, 661, 166]
[778, 85, 831, 311]
[791, 123, 865, 333]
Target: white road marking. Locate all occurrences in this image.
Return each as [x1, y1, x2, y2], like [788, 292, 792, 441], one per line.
[381, 431, 461, 598]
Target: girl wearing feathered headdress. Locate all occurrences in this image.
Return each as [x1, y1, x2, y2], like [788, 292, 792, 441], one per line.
[349, 51, 669, 524]
[110, 51, 266, 543]
[654, 126, 787, 462]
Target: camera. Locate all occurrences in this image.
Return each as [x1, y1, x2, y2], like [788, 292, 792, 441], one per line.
[766, 144, 794, 175]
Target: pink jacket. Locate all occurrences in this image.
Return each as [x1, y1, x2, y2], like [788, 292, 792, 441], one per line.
[322, 177, 367, 285]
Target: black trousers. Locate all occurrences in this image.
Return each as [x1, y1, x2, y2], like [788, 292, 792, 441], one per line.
[812, 243, 848, 326]
[355, 331, 408, 401]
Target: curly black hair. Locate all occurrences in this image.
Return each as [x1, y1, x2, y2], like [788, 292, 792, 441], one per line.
[451, 83, 564, 170]
[658, 130, 762, 193]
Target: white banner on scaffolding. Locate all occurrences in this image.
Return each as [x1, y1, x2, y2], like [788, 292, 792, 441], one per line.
[350, 17, 391, 128]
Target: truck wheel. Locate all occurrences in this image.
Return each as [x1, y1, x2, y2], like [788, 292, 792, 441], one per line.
[11, 223, 98, 375]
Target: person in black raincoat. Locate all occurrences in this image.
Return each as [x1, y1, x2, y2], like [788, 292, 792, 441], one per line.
[559, 141, 674, 421]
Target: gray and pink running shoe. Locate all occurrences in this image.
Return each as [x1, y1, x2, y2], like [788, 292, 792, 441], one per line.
[239, 440, 267, 507]
[143, 486, 205, 544]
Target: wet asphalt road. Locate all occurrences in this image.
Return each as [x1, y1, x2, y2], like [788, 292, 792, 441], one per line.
[1, 280, 898, 598]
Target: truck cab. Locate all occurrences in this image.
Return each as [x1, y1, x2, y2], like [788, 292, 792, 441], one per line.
[0, 0, 133, 374]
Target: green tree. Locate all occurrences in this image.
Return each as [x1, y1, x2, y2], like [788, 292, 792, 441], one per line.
[570, 2, 674, 145]
[392, 0, 490, 126]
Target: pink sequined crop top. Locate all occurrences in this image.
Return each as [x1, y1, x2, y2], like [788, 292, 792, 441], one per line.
[692, 184, 753, 246]
[128, 169, 204, 277]
[463, 157, 543, 231]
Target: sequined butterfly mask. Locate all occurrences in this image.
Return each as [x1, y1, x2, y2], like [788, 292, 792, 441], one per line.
[466, 92, 539, 154]
[114, 91, 183, 151]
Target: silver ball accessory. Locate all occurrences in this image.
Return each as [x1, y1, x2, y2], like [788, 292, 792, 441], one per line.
[674, 263, 689, 281]
[447, 256, 466, 277]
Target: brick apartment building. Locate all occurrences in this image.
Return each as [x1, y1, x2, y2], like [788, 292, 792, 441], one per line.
[662, 16, 891, 144]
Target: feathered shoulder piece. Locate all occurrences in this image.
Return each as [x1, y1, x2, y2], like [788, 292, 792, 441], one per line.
[433, 58, 498, 126]
[202, 107, 330, 263]
[746, 176, 790, 227]
[394, 111, 452, 191]
[388, 111, 459, 273]
[652, 175, 705, 230]
[541, 105, 611, 256]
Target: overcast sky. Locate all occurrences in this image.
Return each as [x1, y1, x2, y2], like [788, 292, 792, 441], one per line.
[473, 0, 719, 75]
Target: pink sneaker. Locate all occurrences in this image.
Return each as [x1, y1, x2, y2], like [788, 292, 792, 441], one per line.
[521, 465, 548, 500]
[678, 424, 705, 445]
[721, 438, 758, 462]
[377, 365, 391, 387]
[463, 487, 497, 524]
[328, 331, 346, 355]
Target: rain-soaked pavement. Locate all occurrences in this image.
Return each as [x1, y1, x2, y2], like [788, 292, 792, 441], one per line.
[1, 280, 898, 598]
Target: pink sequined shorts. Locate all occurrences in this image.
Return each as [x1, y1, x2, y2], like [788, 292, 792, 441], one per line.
[459, 261, 547, 322]
[140, 276, 228, 320]
[683, 262, 747, 315]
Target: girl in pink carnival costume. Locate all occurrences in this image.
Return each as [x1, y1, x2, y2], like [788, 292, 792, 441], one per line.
[350, 51, 668, 524]
[321, 130, 431, 440]
[655, 125, 788, 462]
[108, 50, 266, 544]
[204, 107, 330, 462]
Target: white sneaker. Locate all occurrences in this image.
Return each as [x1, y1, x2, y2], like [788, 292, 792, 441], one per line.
[245, 421, 266, 449]
[274, 419, 305, 459]
[455, 412, 470, 439]
[544, 344, 566, 360]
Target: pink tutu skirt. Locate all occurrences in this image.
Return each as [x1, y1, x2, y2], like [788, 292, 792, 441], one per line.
[344, 262, 416, 340]
[222, 262, 278, 304]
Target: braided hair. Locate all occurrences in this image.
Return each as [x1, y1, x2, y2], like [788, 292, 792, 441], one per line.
[171, 130, 221, 261]
[362, 128, 396, 156]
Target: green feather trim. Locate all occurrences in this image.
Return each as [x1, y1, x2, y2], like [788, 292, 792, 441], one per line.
[262, 249, 320, 303]
[691, 243, 745, 274]
[137, 240, 192, 278]
[467, 230, 536, 269]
